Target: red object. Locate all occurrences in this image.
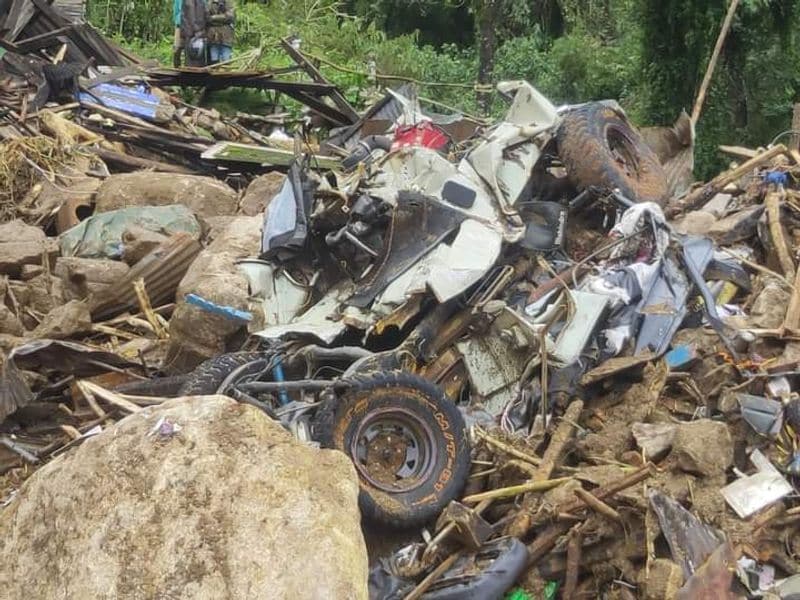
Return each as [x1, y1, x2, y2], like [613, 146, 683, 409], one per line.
[392, 121, 450, 152]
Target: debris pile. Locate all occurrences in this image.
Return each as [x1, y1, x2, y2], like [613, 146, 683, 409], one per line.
[1, 2, 799, 599]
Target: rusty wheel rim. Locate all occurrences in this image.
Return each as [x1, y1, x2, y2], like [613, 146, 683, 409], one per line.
[351, 407, 436, 493]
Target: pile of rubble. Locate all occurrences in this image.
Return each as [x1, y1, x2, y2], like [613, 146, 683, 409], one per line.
[1, 2, 800, 599]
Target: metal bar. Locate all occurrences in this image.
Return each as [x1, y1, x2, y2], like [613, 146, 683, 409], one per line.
[238, 379, 341, 393]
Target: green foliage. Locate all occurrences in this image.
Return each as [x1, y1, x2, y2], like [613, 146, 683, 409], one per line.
[84, 0, 800, 178]
[636, 0, 800, 178]
[87, 0, 172, 43]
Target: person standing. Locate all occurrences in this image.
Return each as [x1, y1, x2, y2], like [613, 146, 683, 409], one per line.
[176, 0, 208, 67]
[172, 0, 184, 66]
[206, 0, 235, 65]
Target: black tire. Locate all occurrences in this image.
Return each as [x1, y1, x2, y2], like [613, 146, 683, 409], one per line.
[314, 372, 471, 528]
[557, 103, 669, 205]
[178, 352, 274, 395]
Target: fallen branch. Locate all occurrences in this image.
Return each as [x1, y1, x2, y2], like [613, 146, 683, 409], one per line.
[574, 487, 622, 523]
[507, 400, 583, 536]
[564, 525, 583, 599]
[526, 465, 653, 564]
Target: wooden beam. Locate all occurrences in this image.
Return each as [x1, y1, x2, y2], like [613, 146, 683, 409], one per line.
[280, 38, 359, 123]
[783, 266, 800, 337]
[718, 145, 758, 160]
[88, 147, 198, 174]
[765, 190, 795, 280]
[666, 144, 786, 217]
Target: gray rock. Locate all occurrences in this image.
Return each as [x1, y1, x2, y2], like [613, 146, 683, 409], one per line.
[700, 193, 732, 218]
[707, 206, 764, 245]
[0, 305, 24, 336]
[749, 282, 791, 329]
[671, 419, 733, 477]
[239, 172, 285, 216]
[32, 300, 91, 339]
[0, 220, 57, 277]
[632, 422, 677, 461]
[672, 211, 717, 236]
[55, 257, 131, 301]
[0, 396, 368, 599]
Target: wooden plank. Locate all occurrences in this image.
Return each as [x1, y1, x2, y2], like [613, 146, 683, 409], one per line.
[76, 380, 142, 414]
[718, 144, 759, 160]
[782, 266, 800, 337]
[202, 142, 342, 169]
[280, 38, 359, 123]
[3, 0, 38, 42]
[765, 190, 795, 280]
[666, 144, 786, 217]
[201, 141, 341, 170]
[88, 147, 198, 174]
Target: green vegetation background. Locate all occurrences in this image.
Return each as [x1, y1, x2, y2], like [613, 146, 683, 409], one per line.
[88, 0, 800, 179]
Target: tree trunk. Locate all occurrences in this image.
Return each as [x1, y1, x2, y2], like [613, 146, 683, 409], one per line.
[791, 103, 800, 152]
[476, 0, 499, 116]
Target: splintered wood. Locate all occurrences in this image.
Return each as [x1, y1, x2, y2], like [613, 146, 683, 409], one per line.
[507, 399, 584, 537]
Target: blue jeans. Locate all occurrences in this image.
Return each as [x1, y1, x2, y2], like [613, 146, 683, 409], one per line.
[208, 44, 232, 64]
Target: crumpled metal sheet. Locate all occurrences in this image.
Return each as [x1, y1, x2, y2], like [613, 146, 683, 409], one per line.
[253, 284, 368, 345]
[347, 191, 466, 308]
[648, 490, 726, 579]
[0, 339, 138, 424]
[89, 232, 201, 320]
[427, 220, 503, 303]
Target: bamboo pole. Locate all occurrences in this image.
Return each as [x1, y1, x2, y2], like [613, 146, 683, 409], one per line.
[462, 477, 571, 504]
[691, 0, 741, 125]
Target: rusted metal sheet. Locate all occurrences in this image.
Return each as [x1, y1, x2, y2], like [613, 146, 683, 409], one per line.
[89, 233, 201, 320]
[52, 0, 84, 23]
[2, 0, 126, 65]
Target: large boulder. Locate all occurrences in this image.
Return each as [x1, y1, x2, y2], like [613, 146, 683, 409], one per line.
[95, 173, 238, 218]
[0, 396, 368, 599]
[166, 216, 261, 372]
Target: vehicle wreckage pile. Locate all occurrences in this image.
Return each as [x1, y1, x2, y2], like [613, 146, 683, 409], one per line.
[1, 3, 800, 599]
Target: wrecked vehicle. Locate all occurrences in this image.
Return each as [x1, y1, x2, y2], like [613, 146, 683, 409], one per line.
[175, 81, 681, 526]
[3, 2, 800, 596]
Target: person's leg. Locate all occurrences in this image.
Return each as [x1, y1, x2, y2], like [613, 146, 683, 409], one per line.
[208, 43, 220, 64]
